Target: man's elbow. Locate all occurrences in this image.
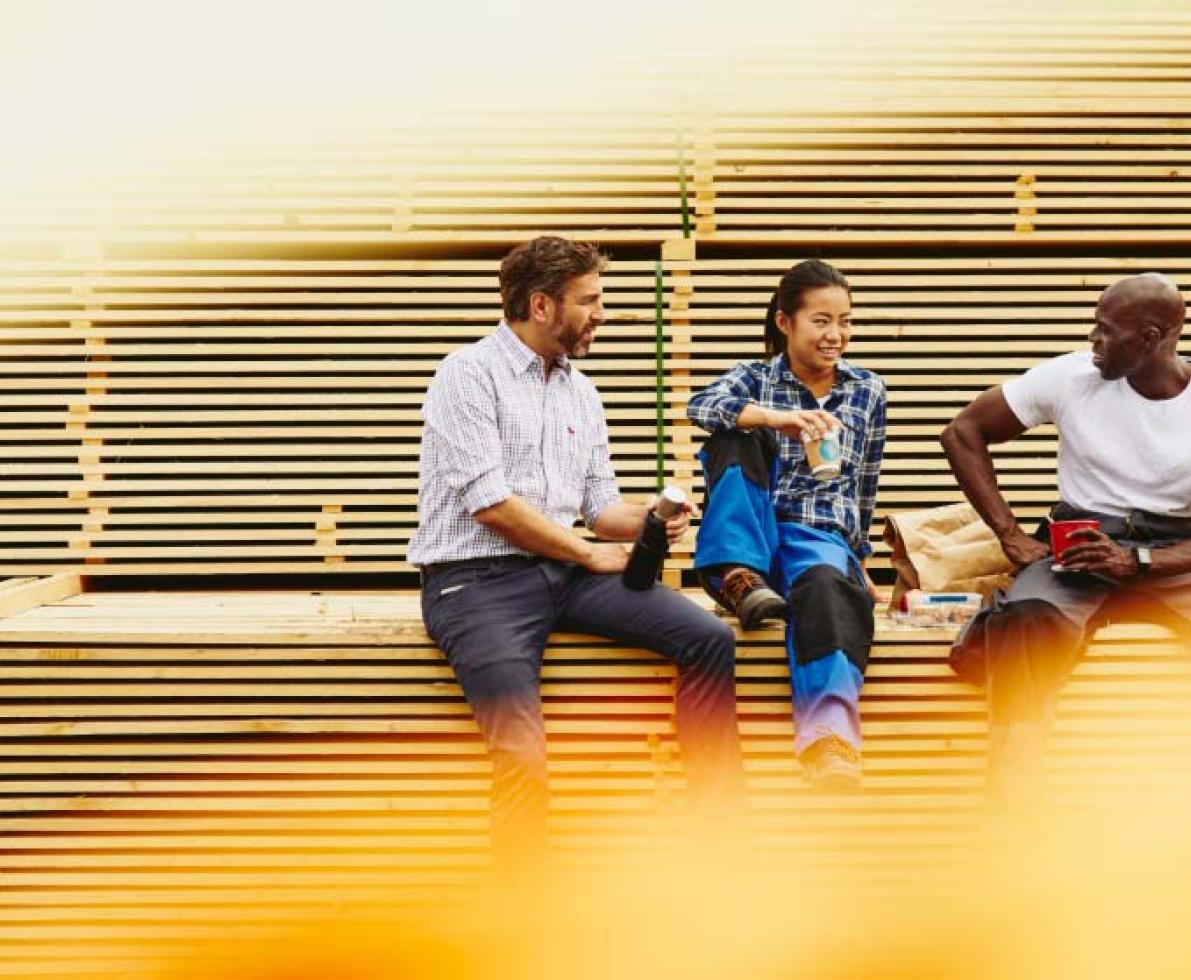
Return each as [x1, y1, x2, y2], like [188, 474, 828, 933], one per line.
[939, 418, 959, 455]
[939, 414, 973, 456]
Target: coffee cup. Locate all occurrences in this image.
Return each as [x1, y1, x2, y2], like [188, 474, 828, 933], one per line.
[1049, 519, 1100, 565]
[802, 427, 842, 482]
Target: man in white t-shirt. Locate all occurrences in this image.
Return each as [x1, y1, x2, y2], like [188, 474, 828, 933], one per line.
[940, 273, 1191, 797]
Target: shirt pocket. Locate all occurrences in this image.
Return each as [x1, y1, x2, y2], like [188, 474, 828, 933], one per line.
[777, 467, 819, 503]
[552, 425, 589, 513]
[834, 405, 868, 474]
[776, 432, 809, 477]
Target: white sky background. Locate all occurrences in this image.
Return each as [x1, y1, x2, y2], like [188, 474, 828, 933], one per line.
[0, 0, 1187, 201]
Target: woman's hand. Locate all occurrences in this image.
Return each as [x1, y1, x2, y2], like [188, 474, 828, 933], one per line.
[861, 564, 880, 602]
[769, 408, 840, 443]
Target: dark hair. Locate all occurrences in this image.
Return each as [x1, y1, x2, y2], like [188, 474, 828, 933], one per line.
[763, 260, 851, 358]
[499, 236, 608, 322]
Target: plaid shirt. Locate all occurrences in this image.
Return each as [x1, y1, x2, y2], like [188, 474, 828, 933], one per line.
[407, 322, 621, 565]
[687, 355, 887, 558]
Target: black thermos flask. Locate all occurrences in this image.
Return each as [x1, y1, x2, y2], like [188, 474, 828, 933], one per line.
[621, 486, 686, 591]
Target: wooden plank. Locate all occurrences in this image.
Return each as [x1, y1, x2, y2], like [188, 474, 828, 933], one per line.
[0, 575, 83, 620]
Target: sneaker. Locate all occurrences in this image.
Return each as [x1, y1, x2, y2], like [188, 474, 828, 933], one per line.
[799, 734, 863, 792]
[699, 565, 786, 630]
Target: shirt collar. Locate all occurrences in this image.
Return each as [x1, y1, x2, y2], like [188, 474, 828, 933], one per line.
[496, 321, 571, 376]
[776, 353, 860, 390]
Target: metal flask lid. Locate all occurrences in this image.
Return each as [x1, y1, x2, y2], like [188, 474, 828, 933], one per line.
[654, 486, 686, 520]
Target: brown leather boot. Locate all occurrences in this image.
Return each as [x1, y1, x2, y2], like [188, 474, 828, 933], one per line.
[700, 565, 786, 630]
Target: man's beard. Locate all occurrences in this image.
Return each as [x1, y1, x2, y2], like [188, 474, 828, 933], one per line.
[555, 317, 592, 358]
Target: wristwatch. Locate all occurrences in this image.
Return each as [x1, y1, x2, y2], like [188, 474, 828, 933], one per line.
[1133, 545, 1153, 576]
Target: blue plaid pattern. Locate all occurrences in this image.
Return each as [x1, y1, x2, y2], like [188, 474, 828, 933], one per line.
[687, 355, 887, 558]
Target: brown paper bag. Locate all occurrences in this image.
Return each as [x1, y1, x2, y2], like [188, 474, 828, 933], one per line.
[883, 502, 1014, 608]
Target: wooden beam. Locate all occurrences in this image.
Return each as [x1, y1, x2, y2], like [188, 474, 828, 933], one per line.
[0, 573, 84, 620]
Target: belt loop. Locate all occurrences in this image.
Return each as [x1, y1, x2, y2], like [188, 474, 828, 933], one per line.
[1140, 513, 1149, 541]
[1126, 510, 1148, 541]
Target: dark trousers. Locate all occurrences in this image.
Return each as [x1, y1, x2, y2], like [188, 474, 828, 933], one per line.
[421, 556, 743, 862]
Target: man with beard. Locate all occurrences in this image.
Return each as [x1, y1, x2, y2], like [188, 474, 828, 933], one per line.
[408, 237, 743, 866]
[941, 272, 1191, 801]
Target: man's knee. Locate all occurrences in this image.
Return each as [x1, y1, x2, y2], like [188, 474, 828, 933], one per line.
[986, 599, 1082, 665]
[707, 610, 736, 648]
[684, 611, 737, 676]
[953, 597, 1082, 685]
[788, 564, 874, 671]
[711, 616, 737, 665]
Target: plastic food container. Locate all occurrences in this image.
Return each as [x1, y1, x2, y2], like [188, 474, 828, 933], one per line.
[900, 590, 982, 627]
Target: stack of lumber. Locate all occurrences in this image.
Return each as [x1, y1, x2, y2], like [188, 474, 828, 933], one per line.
[0, 583, 1187, 976]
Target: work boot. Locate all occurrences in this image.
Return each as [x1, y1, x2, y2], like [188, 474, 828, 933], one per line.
[799, 734, 863, 792]
[699, 565, 786, 630]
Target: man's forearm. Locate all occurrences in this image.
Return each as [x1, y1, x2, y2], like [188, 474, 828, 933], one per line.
[474, 495, 593, 563]
[591, 500, 648, 542]
[1150, 538, 1191, 579]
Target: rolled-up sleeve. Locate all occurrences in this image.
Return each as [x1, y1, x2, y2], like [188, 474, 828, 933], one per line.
[422, 355, 511, 514]
[581, 401, 620, 530]
[686, 361, 764, 432]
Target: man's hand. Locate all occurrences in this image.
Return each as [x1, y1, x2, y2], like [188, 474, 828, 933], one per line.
[1057, 528, 1137, 580]
[999, 527, 1050, 569]
[643, 494, 699, 546]
[769, 408, 840, 443]
[580, 542, 630, 574]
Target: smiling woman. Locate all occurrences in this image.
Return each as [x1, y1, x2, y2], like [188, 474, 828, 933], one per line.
[686, 259, 888, 791]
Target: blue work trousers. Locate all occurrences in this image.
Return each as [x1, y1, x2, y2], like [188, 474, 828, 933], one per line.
[695, 450, 867, 754]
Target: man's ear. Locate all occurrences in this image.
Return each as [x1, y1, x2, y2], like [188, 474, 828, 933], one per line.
[1141, 322, 1163, 351]
[528, 290, 553, 324]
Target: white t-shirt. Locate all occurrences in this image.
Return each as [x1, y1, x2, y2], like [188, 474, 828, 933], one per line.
[1002, 351, 1191, 518]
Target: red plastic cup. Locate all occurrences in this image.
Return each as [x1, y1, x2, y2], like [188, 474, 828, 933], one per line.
[1049, 519, 1100, 563]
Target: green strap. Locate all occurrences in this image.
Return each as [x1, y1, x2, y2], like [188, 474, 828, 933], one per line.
[654, 259, 666, 490]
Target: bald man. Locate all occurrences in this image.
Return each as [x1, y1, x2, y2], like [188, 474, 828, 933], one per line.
[941, 273, 1191, 796]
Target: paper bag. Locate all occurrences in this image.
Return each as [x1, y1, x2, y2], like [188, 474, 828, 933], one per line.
[883, 502, 1014, 608]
